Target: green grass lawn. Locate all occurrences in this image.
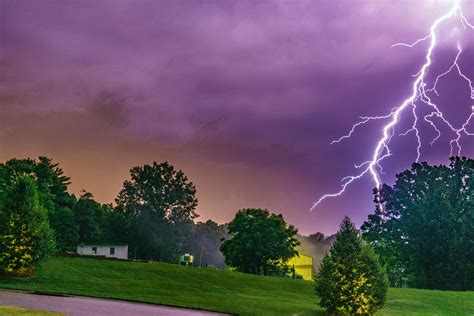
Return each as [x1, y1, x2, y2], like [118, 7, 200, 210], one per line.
[0, 257, 472, 316]
[0, 305, 60, 316]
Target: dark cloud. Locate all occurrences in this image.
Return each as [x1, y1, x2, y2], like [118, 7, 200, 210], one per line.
[88, 92, 130, 128]
[1, 0, 472, 234]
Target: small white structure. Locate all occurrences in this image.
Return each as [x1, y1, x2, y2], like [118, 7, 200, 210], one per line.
[77, 243, 128, 259]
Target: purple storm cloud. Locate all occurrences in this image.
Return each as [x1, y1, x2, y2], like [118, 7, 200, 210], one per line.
[1, 0, 472, 234]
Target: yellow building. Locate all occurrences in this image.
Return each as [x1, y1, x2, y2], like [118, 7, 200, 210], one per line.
[288, 254, 313, 281]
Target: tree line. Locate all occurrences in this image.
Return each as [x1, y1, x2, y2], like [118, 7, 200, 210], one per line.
[0, 157, 227, 271]
[1, 155, 472, 296]
[0, 156, 324, 276]
[362, 157, 474, 291]
[2, 155, 472, 314]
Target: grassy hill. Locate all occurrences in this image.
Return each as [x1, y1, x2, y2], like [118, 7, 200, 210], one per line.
[0, 257, 473, 315]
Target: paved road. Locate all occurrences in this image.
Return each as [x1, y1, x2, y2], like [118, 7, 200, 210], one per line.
[0, 290, 229, 316]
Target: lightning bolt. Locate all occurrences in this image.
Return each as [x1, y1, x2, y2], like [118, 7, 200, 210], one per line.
[311, 0, 474, 211]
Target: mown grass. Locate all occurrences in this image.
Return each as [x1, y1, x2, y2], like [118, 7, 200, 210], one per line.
[0, 257, 472, 315]
[0, 305, 61, 315]
[379, 287, 474, 316]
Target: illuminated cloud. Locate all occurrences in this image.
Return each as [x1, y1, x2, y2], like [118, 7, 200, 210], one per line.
[1, 0, 472, 234]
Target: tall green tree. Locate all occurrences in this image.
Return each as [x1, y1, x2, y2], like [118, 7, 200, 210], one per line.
[0, 157, 78, 251]
[220, 208, 299, 275]
[315, 216, 388, 315]
[114, 161, 198, 262]
[105, 204, 130, 245]
[49, 206, 79, 252]
[73, 192, 107, 243]
[362, 157, 474, 290]
[35, 157, 78, 251]
[0, 175, 55, 272]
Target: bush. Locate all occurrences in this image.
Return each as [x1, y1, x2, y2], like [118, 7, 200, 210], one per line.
[315, 216, 388, 315]
[0, 266, 36, 278]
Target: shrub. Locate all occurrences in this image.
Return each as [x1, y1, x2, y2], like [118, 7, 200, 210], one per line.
[315, 216, 388, 315]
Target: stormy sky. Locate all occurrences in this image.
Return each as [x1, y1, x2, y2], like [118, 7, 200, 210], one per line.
[1, 0, 473, 235]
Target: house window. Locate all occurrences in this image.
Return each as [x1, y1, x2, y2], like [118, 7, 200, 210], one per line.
[92, 247, 97, 255]
[110, 247, 115, 255]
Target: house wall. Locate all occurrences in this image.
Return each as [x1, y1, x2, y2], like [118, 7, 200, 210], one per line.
[76, 245, 128, 259]
[288, 254, 313, 281]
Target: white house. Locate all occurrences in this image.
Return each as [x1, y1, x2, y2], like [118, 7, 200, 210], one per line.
[76, 244, 128, 259]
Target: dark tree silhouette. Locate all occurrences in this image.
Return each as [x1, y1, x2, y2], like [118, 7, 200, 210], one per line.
[220, 208, 299, 276]
[362, 157, 474, 290]
[114, 161, 198, 262]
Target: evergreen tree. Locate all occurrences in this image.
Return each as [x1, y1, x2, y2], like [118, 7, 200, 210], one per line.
[0, 157, 79, 251]
[0, 175, 55, 272]
[35, 157, 78, 251]
[315, 216, 388, 315]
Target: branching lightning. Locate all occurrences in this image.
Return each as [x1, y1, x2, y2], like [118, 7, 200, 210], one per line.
[311, 0, 474, 211]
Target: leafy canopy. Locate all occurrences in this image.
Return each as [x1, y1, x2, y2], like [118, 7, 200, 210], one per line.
[220, 208, 299, 276]
[114, 161, 198, 262]
[73, 192, 108, 243]
[362, 157, 474, 290]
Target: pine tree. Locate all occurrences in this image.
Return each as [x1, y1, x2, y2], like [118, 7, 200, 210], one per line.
[315, 216, 388, 315]
[0, 175, 55, 273]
